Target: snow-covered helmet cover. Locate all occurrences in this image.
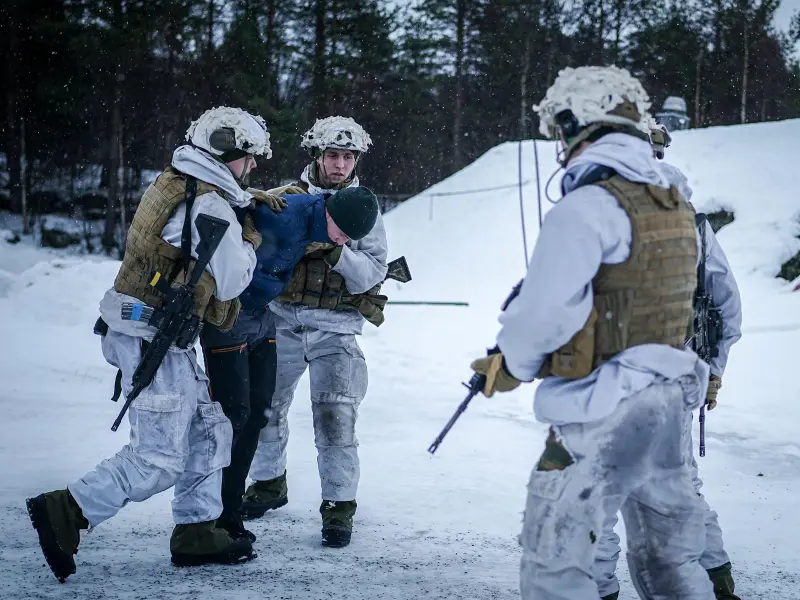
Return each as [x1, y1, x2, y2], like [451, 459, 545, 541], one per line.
[533, 66, 651, 140]
[186, 106, 272, 159]
[300, 116, 372, 154]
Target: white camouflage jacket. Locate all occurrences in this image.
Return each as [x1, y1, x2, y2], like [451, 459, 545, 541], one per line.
[496, 133, 710, 425]
[658, 162, 743, 377]
[99, 145, 257, 346]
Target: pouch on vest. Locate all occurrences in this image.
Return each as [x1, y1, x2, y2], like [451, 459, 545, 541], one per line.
[346, 288, 388, 327]
[302, 258, 327, 308]
[537, 306, 598, 379]
[279, 252, 389, 326]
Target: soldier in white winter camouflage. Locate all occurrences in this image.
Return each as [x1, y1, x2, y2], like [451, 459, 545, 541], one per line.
[470, 66, 718, 600]
[25, 107, 271, 580]
[241, 116, 388, 548]
[590, 119, 745, 600]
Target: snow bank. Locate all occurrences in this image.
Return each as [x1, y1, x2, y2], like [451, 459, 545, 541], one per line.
[384, 119, 800, 327]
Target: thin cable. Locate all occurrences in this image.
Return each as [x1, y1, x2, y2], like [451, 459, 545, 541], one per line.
[544, 165, 563, 204]
[533, 138, 543, 228]
[518, 140, 529, 267]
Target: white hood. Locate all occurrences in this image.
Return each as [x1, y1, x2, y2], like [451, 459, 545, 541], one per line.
[172, 145, 252, 208]
[657, 161, 693, 201]
[561, 133, 669, 194]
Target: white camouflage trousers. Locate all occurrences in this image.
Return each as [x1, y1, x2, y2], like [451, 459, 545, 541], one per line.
[520, 377, 715, 600]
[69, 330, 233, 526]
[594, 408, 731, 598]
[249, 317, 368, 501]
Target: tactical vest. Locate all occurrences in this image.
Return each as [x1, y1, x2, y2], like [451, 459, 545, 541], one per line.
[538, 175, 697, 379]
[113, 167, 241, 331]
[267, 184, 388, 327]
[276, 243, 388, 327]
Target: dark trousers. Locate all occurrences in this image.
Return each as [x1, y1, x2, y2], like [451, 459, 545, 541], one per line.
[201, 310, 277, 519]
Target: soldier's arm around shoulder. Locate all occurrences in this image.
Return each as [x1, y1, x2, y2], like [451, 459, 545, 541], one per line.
[331, 212, 389, 294]
[702, 223, 743, 375]
[266, 183, 307, 196]
[192, 191, 257, 301]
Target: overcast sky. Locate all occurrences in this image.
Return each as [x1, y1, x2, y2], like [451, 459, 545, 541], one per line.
[774, 0, 798, 32]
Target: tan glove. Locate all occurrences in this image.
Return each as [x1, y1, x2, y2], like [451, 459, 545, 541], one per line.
[241, 213, 262, 250]
[470, 353, 521, 398]
[248, 187, 287, 212]
[706, 374, 721, 410]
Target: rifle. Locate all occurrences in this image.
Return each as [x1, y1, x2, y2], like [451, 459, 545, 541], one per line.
[427, 281, 525, 457]
[691, 214, 723, 456]
[111, 211, 230, 431]
[385, 256, 412, 283]
[428, 373, 486, 454]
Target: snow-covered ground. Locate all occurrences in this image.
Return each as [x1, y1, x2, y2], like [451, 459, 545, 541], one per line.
[1, 120, 799, 599]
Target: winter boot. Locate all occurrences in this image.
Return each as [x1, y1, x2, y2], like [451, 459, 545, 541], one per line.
[170, 521, 256, 567]
[26, 489, 89, 583]
[601, 593, 619, 600]
[240, 471, 288, 520]
[320, 499, 357, 548]
[707, 562, 742, 600]
[216, 510, 256, 543]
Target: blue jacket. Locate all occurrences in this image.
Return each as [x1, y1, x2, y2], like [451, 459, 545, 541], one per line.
[238, 194, 333, 311]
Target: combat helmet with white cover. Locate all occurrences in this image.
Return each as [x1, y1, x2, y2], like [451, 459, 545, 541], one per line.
[300, 116, 372, 161]
[187, 106, 271, 177]
[534, 65, 652, 165]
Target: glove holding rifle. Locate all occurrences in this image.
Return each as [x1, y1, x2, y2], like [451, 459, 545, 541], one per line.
[470, 349, 521, 398]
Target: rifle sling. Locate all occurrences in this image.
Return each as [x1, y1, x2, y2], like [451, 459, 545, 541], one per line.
[110, 339, 151, 403]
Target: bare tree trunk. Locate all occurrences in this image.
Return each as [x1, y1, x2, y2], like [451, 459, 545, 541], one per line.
[520, 32, 530, 139]
[313, 0, 327, 116]
[117, 135, 127, 259]
[6, 5, 21, 214]
[761, 97, 767, 121]
[740, 16, 749, 124]
[613, 0, 624, 64]
[266, 0, 278, 106]
[597, 0, 606, 63]
[20, 116, 29, 234]
[206, 0, 215, 55]
[453, 0, 466, 169]
[694, 47, 704, 127]
[104, 70, 123, 253]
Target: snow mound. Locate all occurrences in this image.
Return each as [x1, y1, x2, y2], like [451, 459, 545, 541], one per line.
[0, 258, 118, 325]
[384, 119, 800, 328]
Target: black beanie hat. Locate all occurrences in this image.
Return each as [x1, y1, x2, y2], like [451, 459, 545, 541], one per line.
[326, 187, 379, 240]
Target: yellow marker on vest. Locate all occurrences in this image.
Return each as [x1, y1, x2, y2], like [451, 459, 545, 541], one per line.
[150, 272, 162, 287]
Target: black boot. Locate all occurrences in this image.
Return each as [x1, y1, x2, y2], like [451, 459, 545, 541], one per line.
[170, 521, 256, 567]
[241, 471, 288, 520]
[320, 500, 357, 548]
[26, 489, 89, 583]
[708, 562, 742, 600]
[216, 511, 256, 544]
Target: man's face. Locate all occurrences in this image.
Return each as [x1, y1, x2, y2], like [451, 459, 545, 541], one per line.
[319, 148, 356, 185]
[325, 210, 350, 246]
[226, 155, 257, 180]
